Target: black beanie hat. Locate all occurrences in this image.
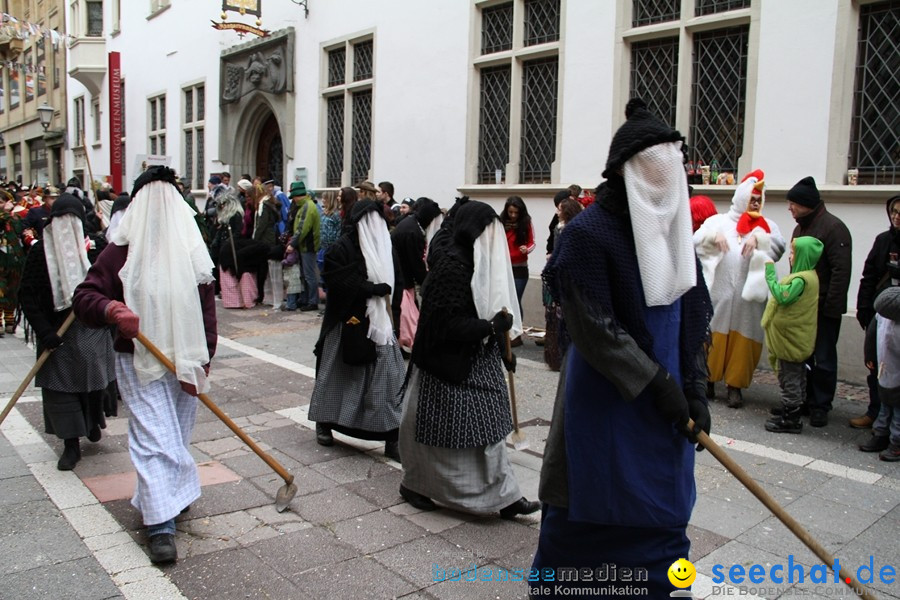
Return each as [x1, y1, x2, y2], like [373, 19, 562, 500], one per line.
[603, 98, 685, 180]
[131, 165, 179, 199]
[45, 193, 86, 226]
[786, 176, 821, 209]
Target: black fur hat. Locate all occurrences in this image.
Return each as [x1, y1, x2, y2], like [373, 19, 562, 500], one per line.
[602, 98, 685, 180]
[131, 165, 179, 199]
[45, 193, 86, 226]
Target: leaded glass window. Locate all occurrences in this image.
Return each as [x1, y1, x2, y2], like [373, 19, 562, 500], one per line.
[695, 0, 751, 17]
[689, 26, 749, 174]
[477, 66, 511, 184]
[351, 91, 371, 184]
[520, 57, 558, 183]
[184, 131, 193, 188]
[328, 48, 346, 87]
[849, 0, 900, 185]
[87, 0, 103, 36]
[632, 0, 680, 27]
[482, 2, 513, 55]
[326, 96, 344, 188]
[353, 41, 372, 82]
[184, 89, 193, 124]
[196, 128, 204, 189]
[630, 37, 678, 127]
[524, 0, 560, 46]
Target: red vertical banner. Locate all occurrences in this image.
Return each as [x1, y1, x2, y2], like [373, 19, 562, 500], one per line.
[108, 51, 123, 192]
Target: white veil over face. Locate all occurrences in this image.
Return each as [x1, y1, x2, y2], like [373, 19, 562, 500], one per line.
[356, 210, 395, 346]
[43, 214, 91, 311]
[623, 141, 697, 307]
[112, 181, 215, 392]
[471, 220, 523, 340]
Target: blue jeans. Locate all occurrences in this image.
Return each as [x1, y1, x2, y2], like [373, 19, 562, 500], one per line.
[805, 315, 841, 413]
[873, 403, 900, 445]
[299, 251, 319, 306]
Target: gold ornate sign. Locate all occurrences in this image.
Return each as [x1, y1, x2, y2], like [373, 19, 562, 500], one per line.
[222, 0, 260, 17]
[211, 21, 269, 38]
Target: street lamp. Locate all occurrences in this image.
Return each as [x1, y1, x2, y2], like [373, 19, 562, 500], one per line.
[37, 102, 54, 131]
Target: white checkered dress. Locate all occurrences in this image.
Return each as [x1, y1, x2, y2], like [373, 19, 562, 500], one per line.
[116, 353, 200, 526]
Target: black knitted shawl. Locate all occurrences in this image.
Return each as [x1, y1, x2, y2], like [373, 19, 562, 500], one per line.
[543, 183, 712, 383]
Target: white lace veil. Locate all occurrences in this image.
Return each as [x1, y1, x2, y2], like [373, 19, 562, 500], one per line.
[356, 210, 395, 346]
[471, 220, 523, 340]
[623, 141, 697, 307]
[111, 181, 215, 391]
[43, 214, 91, 311]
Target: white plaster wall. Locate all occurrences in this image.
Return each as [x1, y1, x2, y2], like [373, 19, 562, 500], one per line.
[290, 0, 470, 202]
[557, 1, 616, 187]
[749, 0, 839, 184]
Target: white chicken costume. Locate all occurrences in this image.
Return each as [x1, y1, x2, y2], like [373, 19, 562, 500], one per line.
[694, 170, 786, 392]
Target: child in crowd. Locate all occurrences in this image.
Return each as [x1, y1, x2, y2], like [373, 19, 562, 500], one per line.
[761, 236, 823, 434]
[282, 245, 302, 311]
[859, 286, 900, 461]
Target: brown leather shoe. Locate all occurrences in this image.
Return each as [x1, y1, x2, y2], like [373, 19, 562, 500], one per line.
[848, 414, 874, 429]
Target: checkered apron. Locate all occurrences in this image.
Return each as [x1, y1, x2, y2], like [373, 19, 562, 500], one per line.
[116, 353, 200, 526]
[220, 270, 257, 308]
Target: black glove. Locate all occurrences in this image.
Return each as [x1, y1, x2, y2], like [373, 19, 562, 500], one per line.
[646, 367, 689, 432]
[371, 283, 392, 297]
[41, 332, 64, 350]
[490, 311, 513, 335]
[501, 351, 517, 373]
[686, 395, 711, 452]
[857, 309, 874, 331]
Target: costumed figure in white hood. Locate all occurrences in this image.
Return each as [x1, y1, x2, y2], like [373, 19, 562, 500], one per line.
[693, 169, 785, 407]
[73, 166, 217, 565]
[531, 99, 713, 598]
[397, 198, 539, 519]
[19, 193, 116, 471]
[307, 199, 406, 461]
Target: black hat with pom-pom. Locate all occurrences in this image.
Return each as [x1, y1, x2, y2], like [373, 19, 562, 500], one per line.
[602, 98, 685, 180]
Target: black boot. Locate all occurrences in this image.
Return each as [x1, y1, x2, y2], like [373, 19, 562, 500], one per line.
[87, 425, 102, 443]
[384, 440, 401, 463]
[399, 484, 436, 511]
[315, 423, 333, 446]
[57, 438, 81, 470]
[148, 533, 177, 564]
[499, 497, 541, 519]
[765, 407, 803, 434]
[859, 434, 890, 453]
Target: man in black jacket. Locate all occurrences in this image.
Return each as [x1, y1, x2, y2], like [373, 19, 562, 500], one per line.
[851, 194, 900, 429]
[787, 177, 853, 427]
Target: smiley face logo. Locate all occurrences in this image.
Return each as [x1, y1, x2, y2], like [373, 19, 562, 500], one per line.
[667, 558, 696, 588]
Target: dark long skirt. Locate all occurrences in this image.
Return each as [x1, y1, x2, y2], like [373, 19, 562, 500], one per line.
[531, 504, 691, 599]
[42, 388, 107, 439]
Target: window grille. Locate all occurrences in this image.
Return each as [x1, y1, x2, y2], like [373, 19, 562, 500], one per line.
[520, 57, 558, 183]
[87, 0, 103, 36]
[326, 95, 344, 188]
[184, 85, 204, 189]
[328, 48, 346, 87]
[353, 41, 372, 82]
[184, 132, 193, 189]
[689, 26, 749, 175]
[196, 128, 204, 189]
[849, 0, 900, 185]
[184, 89, 193, 124]
[695, 0, 750, 17]
[524, 0, 560, 46]
[630, 37, 678, 127]
[351, 91, 371, 184]
[632, 0, 680, 27]
[478, 66, 511, 184]
[482, 2, 514, 55]
[149, 94, 166, 156]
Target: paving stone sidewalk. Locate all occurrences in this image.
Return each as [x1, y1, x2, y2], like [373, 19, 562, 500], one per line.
[2, 302, 899, 600]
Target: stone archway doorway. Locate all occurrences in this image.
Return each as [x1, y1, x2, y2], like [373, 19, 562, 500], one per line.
[255, 113, 283, 185]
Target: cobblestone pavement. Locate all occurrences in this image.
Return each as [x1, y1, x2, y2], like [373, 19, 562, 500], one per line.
[1, 300, 899, 600]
